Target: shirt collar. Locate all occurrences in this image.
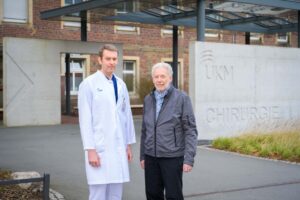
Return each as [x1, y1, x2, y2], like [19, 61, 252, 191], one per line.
[154, 84, 171, 98]
[105, 74, 115, 80]
[98, 70, 114, 81]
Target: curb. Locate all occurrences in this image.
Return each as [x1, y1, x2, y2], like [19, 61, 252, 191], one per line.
[198, 145, 300, 166]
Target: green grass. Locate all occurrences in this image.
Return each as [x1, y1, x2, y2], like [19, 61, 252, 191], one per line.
[212, 132, 300, 163]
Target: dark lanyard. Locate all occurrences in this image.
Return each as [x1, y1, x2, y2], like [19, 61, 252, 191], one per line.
[112, 75, 118, 104]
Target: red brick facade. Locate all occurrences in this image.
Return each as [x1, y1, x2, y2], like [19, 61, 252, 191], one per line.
[0, 0, 299, 116]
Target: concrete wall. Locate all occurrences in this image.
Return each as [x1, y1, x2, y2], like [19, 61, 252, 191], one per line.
[3, 37, 122, 126]
[189, 42, 300, 140]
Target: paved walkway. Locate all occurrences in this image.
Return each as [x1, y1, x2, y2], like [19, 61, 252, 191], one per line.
[1, 117, 300, 200]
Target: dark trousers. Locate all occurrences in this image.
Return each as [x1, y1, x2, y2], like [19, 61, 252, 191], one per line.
[144, 155, 184, 200]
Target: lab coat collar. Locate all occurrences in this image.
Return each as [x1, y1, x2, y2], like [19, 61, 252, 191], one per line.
[97, 70, 115, 81]
[97, 70, 121, 104]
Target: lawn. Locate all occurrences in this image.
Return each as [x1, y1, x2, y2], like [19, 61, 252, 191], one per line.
[212, 131, 300, 163]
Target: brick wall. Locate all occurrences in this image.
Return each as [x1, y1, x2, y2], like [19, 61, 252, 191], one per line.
[1, 0, 299, 114]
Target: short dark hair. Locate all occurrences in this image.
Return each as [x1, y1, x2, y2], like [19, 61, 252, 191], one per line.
[99, 44, 118, 57]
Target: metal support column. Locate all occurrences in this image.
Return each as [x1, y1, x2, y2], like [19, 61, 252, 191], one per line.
[171, 0, 178, 88]
[65, 53, 71, 115]
[197, 0, 205, 41]
[172, 25, 178, 88]
[80, 10, 87, 41]
[245, 32, 250, 44]
[298, 10, 300, 47]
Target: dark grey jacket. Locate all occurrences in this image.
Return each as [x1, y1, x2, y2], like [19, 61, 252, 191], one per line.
[140, 86, 198, 166]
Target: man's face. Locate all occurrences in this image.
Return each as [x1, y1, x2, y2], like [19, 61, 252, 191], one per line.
[152, 67, 172, 92]
[98, 49, 118, 76]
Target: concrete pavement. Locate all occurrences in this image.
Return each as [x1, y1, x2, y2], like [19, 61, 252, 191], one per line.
[1, 117, 300, 200]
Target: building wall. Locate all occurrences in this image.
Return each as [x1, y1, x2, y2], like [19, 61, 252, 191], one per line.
[0, 0, 299, 119]
[3, 37, 122, 126]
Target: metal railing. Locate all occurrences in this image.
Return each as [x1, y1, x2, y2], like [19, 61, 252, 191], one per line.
[0, 173, 50, 200]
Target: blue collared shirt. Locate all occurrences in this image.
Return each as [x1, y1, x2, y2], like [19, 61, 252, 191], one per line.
[104, 74, 118, 104]
[154, 86, 170, 120]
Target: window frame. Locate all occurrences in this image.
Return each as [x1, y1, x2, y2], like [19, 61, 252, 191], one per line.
[115, 1, 139, 14]
[114, 25, 140, 35]
[250, 33, 264, 44]
[122, 56, 140, 96]
[61, 53, 90, 95]
[1, 0, 33, 25]
[61, 0, 91, 29]
[161, 58, 184, 90]
[161, 26, 184, 38]
[205, 29, 220, 39]
[276, 32, 290, 44]
[69, 59, 84, 95]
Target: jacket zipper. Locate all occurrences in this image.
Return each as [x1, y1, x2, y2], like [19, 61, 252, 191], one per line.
[152, 88, 173, 157]
[153, 94, 157, 157]
[174, 128, 177, 147]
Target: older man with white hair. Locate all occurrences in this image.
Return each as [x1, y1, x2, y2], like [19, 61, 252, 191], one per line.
[140, 62, 198, 200]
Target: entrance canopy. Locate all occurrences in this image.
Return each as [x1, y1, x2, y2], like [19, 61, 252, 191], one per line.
[41, 0, 300, 34]
[39, 0, 300, 112]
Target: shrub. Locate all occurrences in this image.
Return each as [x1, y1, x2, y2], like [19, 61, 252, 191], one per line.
[212, 132, 300, 163]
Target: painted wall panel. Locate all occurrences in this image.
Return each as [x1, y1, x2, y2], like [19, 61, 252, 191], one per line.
[3, 37, 123, 126]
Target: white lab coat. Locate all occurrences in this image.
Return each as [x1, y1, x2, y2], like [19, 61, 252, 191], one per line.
[78, 70, 136, 185]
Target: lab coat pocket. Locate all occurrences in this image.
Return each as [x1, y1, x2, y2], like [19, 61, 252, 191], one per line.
[93, 89, 107, 109]
[121, 96, 126, 112]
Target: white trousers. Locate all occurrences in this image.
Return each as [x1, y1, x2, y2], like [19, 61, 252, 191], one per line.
[89, 183, 123, 200]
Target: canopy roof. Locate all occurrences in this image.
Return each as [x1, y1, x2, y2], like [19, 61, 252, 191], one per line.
[41, 0, 300, 34]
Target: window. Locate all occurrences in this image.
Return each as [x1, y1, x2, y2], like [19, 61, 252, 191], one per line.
[65, 0, 81, 5]
[3, 0, 28, 23]
[250, 33, 263, 43]
[61, 54, 89, 95]
[115, 25, 140, 34]
[205, 29, 220, 38]
[123, 60, 137, 94]
[115, 2, 137, 14]
[63, 0, 82, 27]
[161, 27, 184, 38]
[162, 59, 184, 90]
[69, 59, 84, 94]
[114, 2, 139, 34]
[277, 33, 289, 44]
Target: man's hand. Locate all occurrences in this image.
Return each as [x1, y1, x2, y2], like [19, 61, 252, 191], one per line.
[140, 160, 145, 169]
[127, 145, 133, 162]
[87, 149, 100, 168]
[183, 164, 193, 172]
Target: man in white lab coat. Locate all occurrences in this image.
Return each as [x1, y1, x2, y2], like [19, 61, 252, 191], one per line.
[78, 44, 136, 200]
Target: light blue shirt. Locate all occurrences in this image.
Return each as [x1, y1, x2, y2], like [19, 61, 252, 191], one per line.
[154, 86, 170, 120]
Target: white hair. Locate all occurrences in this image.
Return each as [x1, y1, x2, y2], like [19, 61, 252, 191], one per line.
[151, 62, 173, 77]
